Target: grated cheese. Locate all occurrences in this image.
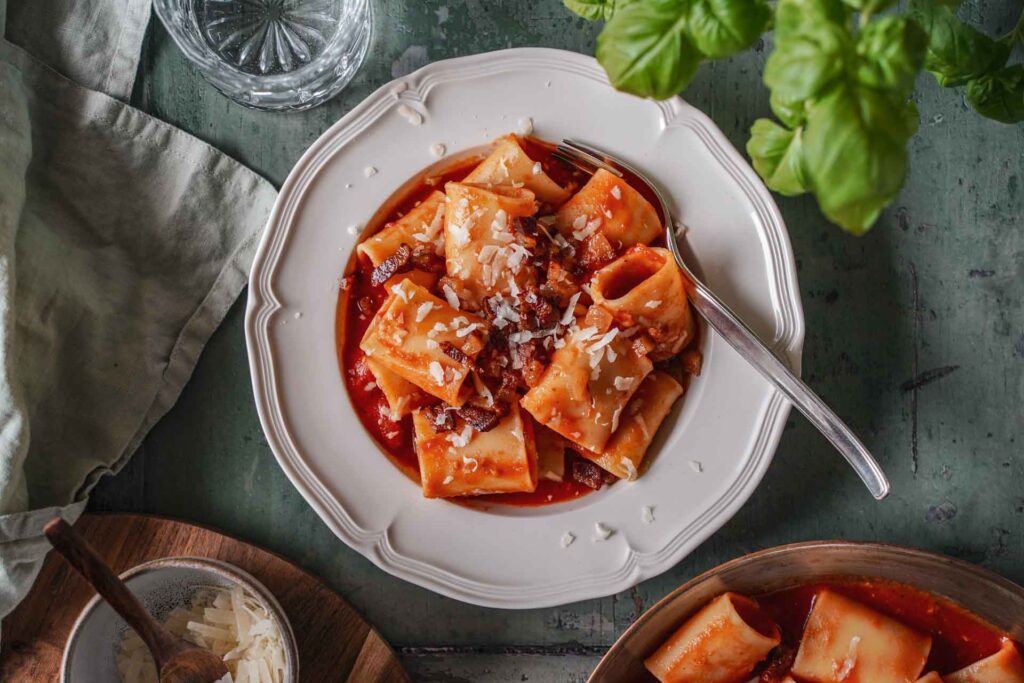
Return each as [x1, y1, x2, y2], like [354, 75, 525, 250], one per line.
[391, 284, 411, 302]
[589, 328, 619, 353]
[116, 585, 286, 683]
[641, 505, 654, 524]
[447, 425, 474, 448]
[561, 292, 585, 327]
[560, 532, 575, 548]
[442, 284, 461, 310]
[448, 220, 471, 247]
[430, 143, 447, 157]
[610, 406, 623, 433]
[429, 361, 445, 385]
[532, 161, 542, 175]
[610, 185, 622, 199]
[645, 300, 661, 309]
[593, 522, 613, 541]
[572, 217, 602, 242]
[415, 302, 436, 323]
[455, 322, 483, 338]
[363, 166, 377, 178]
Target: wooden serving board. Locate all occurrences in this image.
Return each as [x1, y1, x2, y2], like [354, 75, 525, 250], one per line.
[0, 513, 408, 682]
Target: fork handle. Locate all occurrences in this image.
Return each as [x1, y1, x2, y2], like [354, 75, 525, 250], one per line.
[687, 282, 891, 500]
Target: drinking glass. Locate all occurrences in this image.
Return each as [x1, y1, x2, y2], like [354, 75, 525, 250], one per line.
[154, 0, 372, 111]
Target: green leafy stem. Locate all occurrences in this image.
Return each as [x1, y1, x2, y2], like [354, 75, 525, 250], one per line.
[566, 0, 1024, 235]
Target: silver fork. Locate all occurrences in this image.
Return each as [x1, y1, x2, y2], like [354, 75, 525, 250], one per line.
[554, 139, 890, 500]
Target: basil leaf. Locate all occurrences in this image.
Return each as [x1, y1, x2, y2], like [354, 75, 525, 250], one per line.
[773, 0, 849, 43]
[966, 65, 1024, 123]
[686, 0, 771, 58]
[748, 119, 809, 196]
[910, 0, 1010, 87]
[803, 84, 918, 234]
[564, 0, 632, 21]
[596, 0, 701, 99]
[771, 90, 807, 128]
[856, 16, 928, 96]
[764, 20, 850, 100]
[840, 0, 896, 14]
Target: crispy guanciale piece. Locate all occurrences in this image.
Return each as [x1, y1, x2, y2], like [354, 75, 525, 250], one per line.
[423, 404, 455, 433]
[517, 285, 559, 330]
[555, 168, 661, 248]
[591, 245, 694, 361]
[571, 459, 606, 490]
[370, 243, 413, 286]
[456, 404, 501, 432]
[441, 341, 470, 365]
[577, 232, 616, 271]
[644, 593, 781, 683]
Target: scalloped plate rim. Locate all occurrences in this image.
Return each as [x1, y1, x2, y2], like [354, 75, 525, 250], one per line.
[245, 47, 804, 608]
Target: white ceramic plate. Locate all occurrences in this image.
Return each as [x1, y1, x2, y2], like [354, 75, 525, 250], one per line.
[245, 48, 803, 609]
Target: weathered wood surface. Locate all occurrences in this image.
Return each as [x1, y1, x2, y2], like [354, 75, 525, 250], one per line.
[1, 514, 407, 682]
[87, 1, 1024, 680]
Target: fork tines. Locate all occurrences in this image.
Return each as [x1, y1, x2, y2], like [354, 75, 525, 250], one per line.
[555, 140, 624, 178]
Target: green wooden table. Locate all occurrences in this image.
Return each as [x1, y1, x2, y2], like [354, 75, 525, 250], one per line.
[91, 1, 1024, 680]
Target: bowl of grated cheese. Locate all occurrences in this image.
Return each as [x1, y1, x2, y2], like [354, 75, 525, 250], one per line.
[61, 557, 298, 683]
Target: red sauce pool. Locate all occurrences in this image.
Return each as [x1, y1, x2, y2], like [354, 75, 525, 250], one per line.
[336, 137, 611, 506]
[754, 578, 1011, 679]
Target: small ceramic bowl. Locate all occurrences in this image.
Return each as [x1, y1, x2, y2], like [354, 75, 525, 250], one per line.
[62, 557, 298, 682]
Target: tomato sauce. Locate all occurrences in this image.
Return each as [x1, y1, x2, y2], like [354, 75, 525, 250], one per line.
[336, 137, 611, 506]
[754, 578, 1011, 679]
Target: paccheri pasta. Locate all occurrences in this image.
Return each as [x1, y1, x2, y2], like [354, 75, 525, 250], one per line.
[644, 580, 1024, 683]
[338, 134, 702, 504]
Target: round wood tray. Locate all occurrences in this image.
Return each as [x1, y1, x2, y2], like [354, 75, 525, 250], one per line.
[0, 513, 408, 682]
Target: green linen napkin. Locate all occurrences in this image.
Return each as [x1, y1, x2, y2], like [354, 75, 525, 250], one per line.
[0, 0, 277, 623]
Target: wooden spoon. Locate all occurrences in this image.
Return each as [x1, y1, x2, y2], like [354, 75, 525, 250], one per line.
[44, 517, 229, 683]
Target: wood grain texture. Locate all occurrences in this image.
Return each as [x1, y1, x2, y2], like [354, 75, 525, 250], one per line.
[83, 1, 1024, 681]
[0, 514, 408, 683]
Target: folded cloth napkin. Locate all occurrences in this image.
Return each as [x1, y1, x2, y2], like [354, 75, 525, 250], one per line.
[0, 0, 277, 624]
